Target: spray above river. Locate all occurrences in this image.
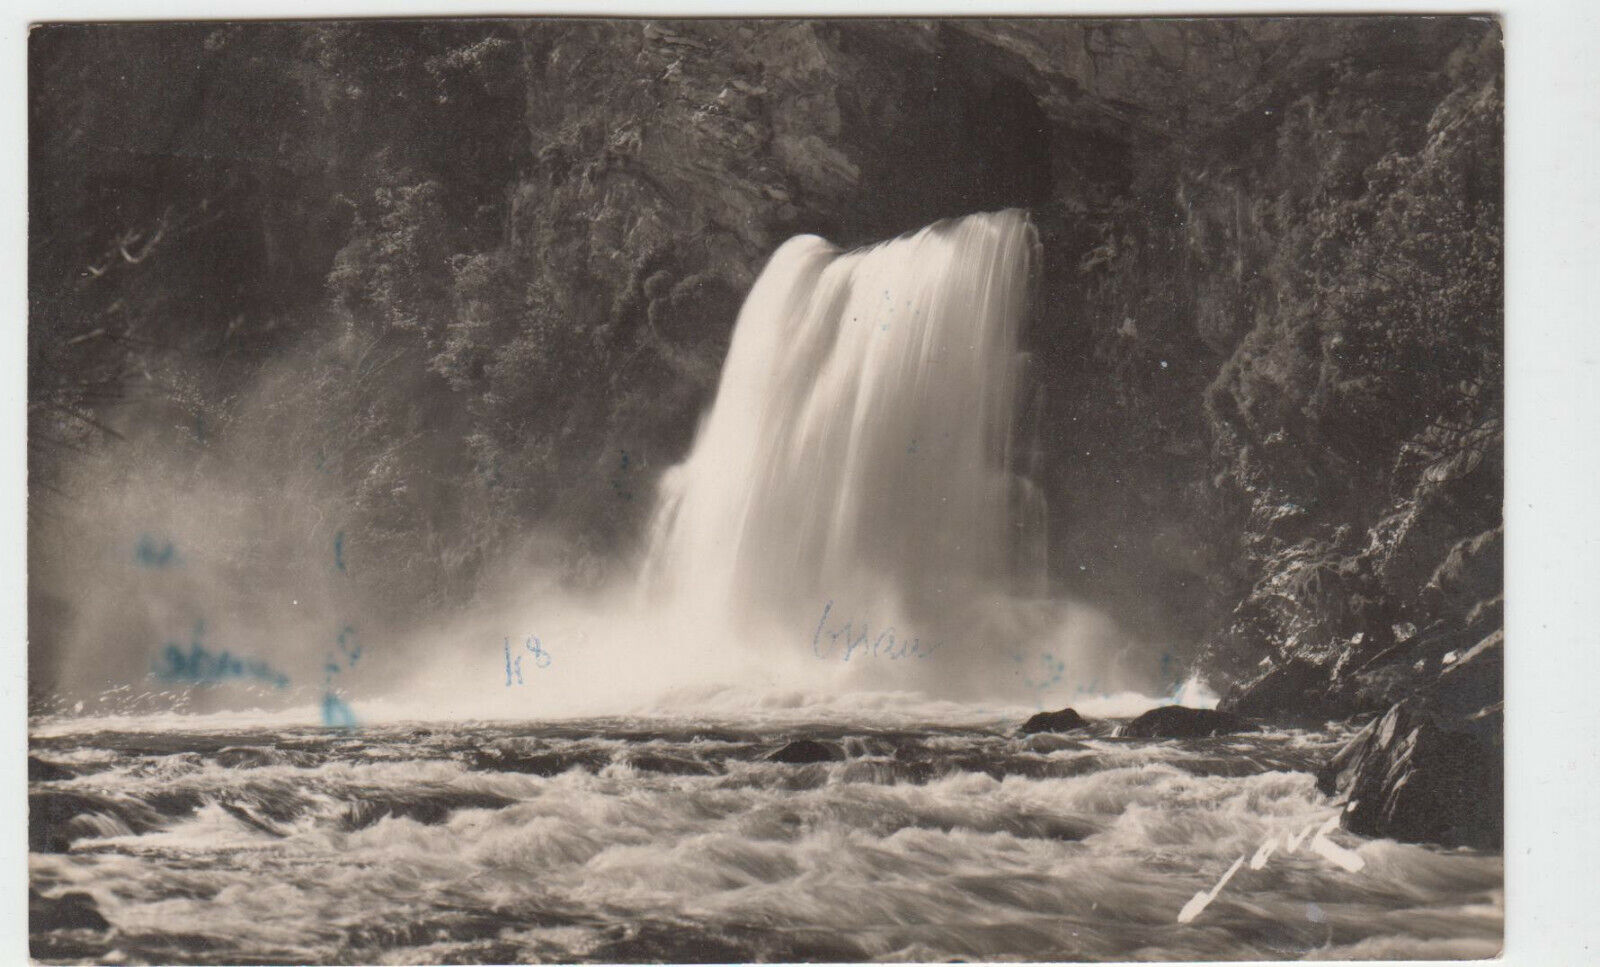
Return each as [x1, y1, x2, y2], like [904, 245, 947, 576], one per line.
[333, 210, 1175, 720]
[629, 209, 1163, 706]
[30, 209, 1183, 726]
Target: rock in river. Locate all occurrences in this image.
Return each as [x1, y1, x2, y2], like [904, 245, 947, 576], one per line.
[1119, 706, 1257, 739]
[30, 889, 110, 932]
[767, 739, 845, 764]
[28, 756, 74, 782]
[1018, 707, 1088, 734]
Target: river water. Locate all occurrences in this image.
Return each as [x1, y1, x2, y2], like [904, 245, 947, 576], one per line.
[30, 707, 1502, 964]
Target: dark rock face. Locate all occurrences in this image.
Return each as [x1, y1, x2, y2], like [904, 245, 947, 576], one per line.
[1223, 660, 1351, 726]
[1315, 623, 1502, 848]
[1318, 700, 1502, 849]
[1120, 706, 1256, 739]
[1018, 707, 1088, 734]
[1218, 512, 1503, 727]
[1431, 628, 1504, 719]
[767, 739, 845, 764]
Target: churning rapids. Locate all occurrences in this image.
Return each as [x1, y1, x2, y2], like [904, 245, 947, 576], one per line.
[30, 712, 1502, 964]
[31, 212, 1501, 962]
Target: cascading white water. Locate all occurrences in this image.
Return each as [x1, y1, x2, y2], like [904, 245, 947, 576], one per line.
[642, 210, 1052, 688]
[368, 208, 1175, 718]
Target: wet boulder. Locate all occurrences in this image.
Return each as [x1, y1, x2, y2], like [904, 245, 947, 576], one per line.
[1317, 699, 1502, 849]
[28, 756, 74, 782]
[1018, 707, 1088, 734]
[30, 889, 109, 932]
[30, 790, 162, 853]
[340, 789, 518, 830]
[766, 739, 845, 764]
[626, 752, 722, 776]
[1119, 705, 1257, 739]
[470, 748, 609, 776]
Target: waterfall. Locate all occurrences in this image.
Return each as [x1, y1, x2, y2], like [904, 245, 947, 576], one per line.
[642, 210, 1049, 676]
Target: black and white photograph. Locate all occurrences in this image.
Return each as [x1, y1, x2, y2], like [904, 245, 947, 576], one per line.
[26, 14, 1511, 964]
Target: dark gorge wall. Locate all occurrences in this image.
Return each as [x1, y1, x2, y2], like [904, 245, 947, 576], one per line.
[30, 18, 1502, 720]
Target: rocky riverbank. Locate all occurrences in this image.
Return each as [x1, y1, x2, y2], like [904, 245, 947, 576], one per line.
[1021, 682, 1501, 850]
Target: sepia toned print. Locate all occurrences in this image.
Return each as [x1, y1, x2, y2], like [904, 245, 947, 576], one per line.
[28, 17, 1502, 963]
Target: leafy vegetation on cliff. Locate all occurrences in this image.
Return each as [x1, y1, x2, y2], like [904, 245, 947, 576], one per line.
[1200, 33, 1503, 705]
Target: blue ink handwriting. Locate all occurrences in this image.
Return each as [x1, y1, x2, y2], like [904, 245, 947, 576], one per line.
[324, 626, 363, 682]
[336, 625, 362, 666]
[504, 635, 552, 685]
[1010, 650, 1065, 690]
[322, 625, 364, 728]
[134, 535, 178, 568]
[151, 622, 289, 688]
[322, 691, 359, 728]
[811, 601, 940, 662]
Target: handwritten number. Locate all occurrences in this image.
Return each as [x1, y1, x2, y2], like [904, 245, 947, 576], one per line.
[506, 635, 552, 685]
[526, 636, 551, 669]
[504, 637, 521, 686]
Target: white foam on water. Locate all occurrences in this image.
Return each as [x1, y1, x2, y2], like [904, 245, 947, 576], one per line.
[30, 723, 1503, 963]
